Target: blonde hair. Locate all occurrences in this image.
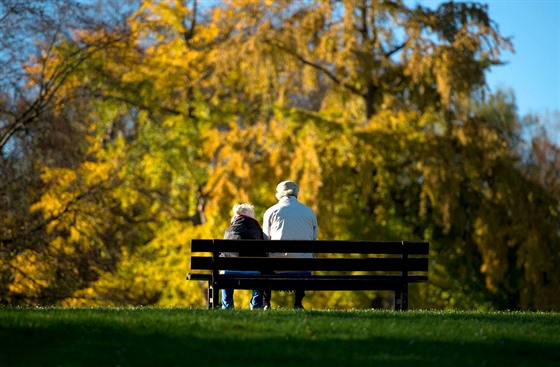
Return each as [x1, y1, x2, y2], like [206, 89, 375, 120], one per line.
[232, 203, 255, 221]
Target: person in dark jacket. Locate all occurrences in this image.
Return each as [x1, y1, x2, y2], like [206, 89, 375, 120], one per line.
[221, 203, 267, 309]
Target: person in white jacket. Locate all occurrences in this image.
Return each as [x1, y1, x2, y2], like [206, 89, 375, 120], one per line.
[262, 180, 318, 309]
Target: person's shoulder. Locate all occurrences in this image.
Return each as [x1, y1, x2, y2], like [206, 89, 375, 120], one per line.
[300, 202, 317, 216]
[297, 201, 314, 210]
[264, 202, 281, 212]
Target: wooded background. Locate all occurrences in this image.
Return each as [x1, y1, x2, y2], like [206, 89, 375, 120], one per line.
[1, 0, 559, 310]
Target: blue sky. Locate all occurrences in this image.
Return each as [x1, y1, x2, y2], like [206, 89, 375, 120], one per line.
[485, 0, 559, 117]
[415, 0, 560, 118]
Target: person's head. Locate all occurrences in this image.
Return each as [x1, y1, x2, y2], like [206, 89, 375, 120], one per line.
[232, 203, 255, 220]
[275, 180, 299, 201]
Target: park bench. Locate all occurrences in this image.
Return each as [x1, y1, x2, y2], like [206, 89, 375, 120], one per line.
[187, 239, 429, 310]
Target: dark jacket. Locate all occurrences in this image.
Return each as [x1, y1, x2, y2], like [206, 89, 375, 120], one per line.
[223, 215, 267, 257]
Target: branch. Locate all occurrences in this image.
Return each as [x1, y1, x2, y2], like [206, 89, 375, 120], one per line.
[263, 38, 363, 96]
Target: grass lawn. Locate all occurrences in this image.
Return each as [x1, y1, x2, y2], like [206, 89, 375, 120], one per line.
[0, 307, 559, 367]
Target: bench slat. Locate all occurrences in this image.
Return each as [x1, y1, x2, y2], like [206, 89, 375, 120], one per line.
[190, 256, 428, 272]
[191, 239, 429, 255]
[215, 275, 428, 291]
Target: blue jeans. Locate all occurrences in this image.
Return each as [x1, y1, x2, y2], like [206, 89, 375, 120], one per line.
[220, 270, 264, 309]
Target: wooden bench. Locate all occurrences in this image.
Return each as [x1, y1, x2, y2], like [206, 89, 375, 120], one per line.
[187, 239, 429, 310]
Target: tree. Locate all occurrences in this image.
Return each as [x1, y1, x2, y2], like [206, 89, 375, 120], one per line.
[4, 0, 558, 310]
[0, 0, 139, 304]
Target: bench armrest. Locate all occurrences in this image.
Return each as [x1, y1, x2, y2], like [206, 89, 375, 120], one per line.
[186, 273, 212, 281]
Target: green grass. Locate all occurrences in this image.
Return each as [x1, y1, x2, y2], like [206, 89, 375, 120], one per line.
[0, 307, 559, 367]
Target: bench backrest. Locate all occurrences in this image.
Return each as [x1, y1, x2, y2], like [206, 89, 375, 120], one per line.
[190, 239, 429, 275]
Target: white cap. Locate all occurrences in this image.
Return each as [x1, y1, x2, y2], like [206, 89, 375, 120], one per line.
[275, 181, 299, 200]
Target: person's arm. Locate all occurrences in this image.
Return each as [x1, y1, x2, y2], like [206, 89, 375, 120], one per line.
[262, 209, 271, 240]
[309, 209, 318, 240]
[222, 227, 239, 257]
[313, 214, 318, 240]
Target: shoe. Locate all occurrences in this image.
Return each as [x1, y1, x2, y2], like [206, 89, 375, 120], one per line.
[264, 305, 270, 310]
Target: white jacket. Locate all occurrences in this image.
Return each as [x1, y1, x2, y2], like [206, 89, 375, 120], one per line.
[262, 196, 318, 259]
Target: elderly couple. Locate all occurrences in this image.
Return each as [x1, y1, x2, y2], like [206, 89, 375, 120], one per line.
[221, 180, 318, 310]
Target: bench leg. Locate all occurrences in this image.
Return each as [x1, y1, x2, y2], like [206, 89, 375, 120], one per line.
[394, 290, 402, 311]
[394, 284, 409, 311]
[402, 283, 409, 311]
[207, 285, 214, 309]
